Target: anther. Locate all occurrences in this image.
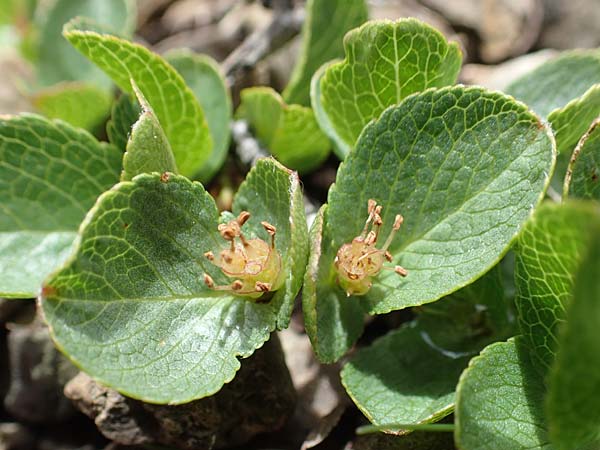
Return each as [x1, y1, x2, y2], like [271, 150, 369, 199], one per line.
[237, 211, 251, 226]
[231, 280, 243, 290]
[394, 266, 408, 277]
[261, 221, 277, 247]
[204, 251, 214, 261]
[255, 281, 271, 292]
[204, 274, 215, 288]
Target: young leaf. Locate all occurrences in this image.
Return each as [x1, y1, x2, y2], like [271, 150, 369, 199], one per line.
[36, 0, 136, 87]
[282, 0, 368, 106]
[454, 337, 550, 450]
[0, 114, 122, 298]
[32, 81, 112, 131]
[121, 84, 178, 181]
[63, 19, 213, 178]
[514, 202, 600, 374]
[342, 267, 514, 430]
[41, 159, 307, 403]
[564, 118, 600, 200]
[106, 94, 140, 152]
[236, 87, 330, 174]
[546, 224, 600, 450]
[166, 49, 232, 183]
[315, 19, 462, 156]
[506, 50, 600, 119]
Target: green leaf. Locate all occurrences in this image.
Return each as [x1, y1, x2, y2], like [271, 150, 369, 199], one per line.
[232, 158, 309, 328]
[32, 81, 112, 131]
[342, 324, 469, 431]
[106, 94, 141, 152]
[0, 114, 122, 298]
[237, 87, 330, 173]
[303, 204, 366, 362]
[121, 83, 178, 181]
[64, 19, 213, 178]
[305, 86, 554, 362]
[546, 221, 600, 450]
[41, 159, 307, 403]
[36, 0, 136, 87]
[506, 49, 600, 119]
[316, 19, 462, 156]
[514, 202, 600, 374]
[564, 118, 600, 200]
[454, 337, 551, 450]
[282, 0, 368, 106]
[165, 49, 232, 183]
[342, 267, 514, 430]
[548, 84, 600, 156]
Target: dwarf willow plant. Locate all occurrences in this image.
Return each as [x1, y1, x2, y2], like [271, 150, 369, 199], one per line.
[2, 0, 600, 448]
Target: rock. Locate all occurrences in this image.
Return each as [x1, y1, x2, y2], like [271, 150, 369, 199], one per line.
[538, 0, 600, 49]
[460, 49, 559, 92]
[0, 422, 35, 450]
[4, 321, 78, 423]
[65, 334, 296, 450]
[420, 0, 543, 63]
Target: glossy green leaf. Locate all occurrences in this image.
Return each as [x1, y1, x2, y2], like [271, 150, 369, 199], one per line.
[41, 159, 307, 403]
[32, 81, 112, 131]
[282, 0, 368, 106]
[36, 0, 136, 87]
[316, 19, 461, 156]
[564, 119, 600, 200]
[0, 114, 122, 298]
[121, 84, 177, 181]
[64, 19, 213, 178]
[304, 86, 554, 362]
[342, 267, 514, 430]
[237, 87, 330, 173]
[546, 223, 600, 450]
[106, 94, 140, 152]
[514, 202, 600, 374]
[455, 337, 551, 450]
[166, 49, 231, 183]
[506, 50, 600, 119]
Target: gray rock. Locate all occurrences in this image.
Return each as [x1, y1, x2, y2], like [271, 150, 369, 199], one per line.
[4, 321, 78, 423]
[65, 334, 296, 450]
[0, 423, 35, 450]
[538, 0, 600, 49]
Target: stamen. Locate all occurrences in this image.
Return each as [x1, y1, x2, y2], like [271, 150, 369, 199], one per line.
[261, 221, 277, 248]
[204, 251, 214, 261]
[381, 214, 403, 251]
[237, 211, 251, 226]
[394, 265, 408, 277]
[231, 280, 243, 290]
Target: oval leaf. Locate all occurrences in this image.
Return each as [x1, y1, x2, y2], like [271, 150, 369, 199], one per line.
[63, 19, 212, 178]
[32, 81, 113, 131]
[514, 201, 600, 374]
[304, 86, 554, 362]
[166, 49, 232, 183]
[36, 0, 136, 87]
[455, 337, 550, 450]
[41, 159, 307, 403]
[0, 114, 122, 298]
[282, 0, 368, 106]
[316, 19, 462, 156]
[546, 221, 600, 450]
[237, 87, 330, 174]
